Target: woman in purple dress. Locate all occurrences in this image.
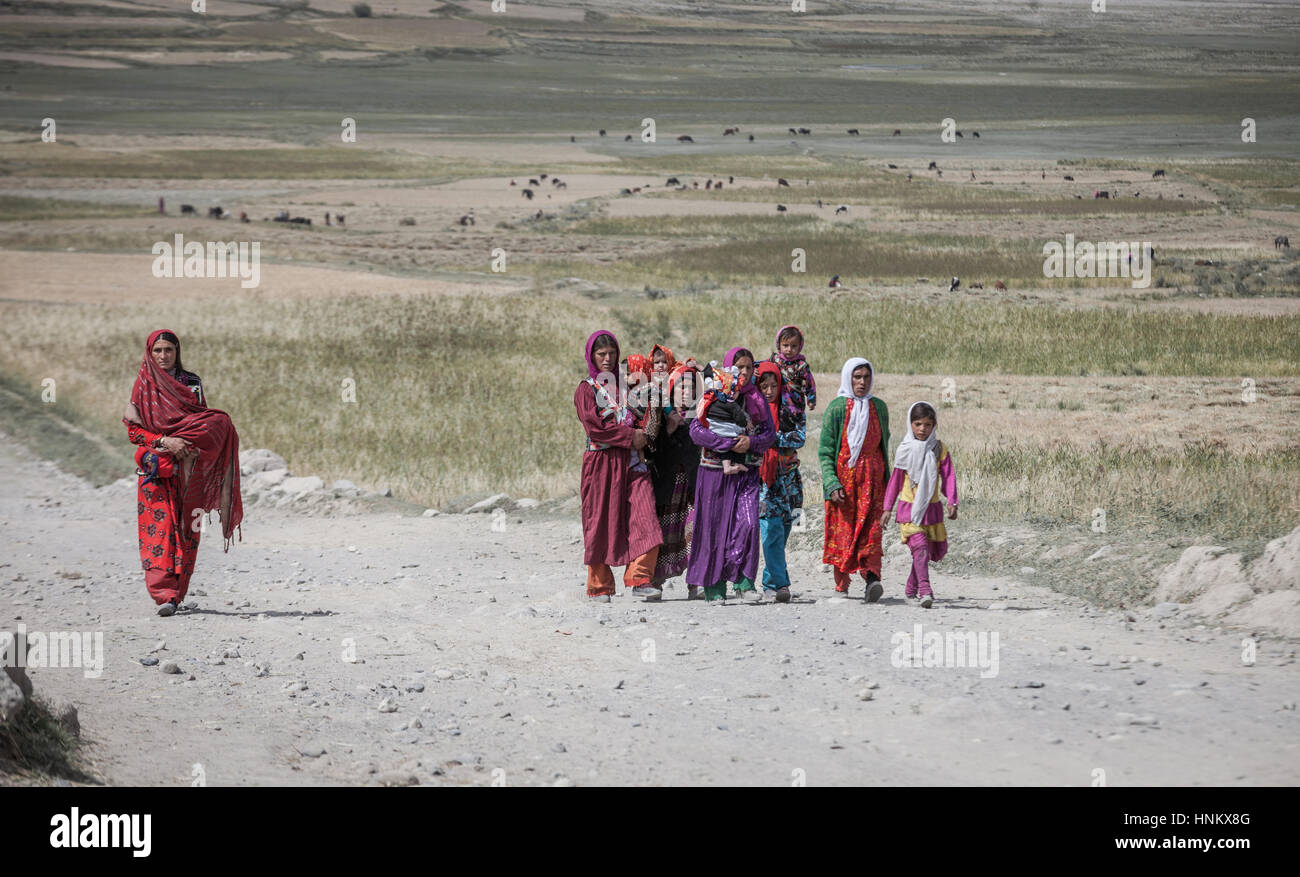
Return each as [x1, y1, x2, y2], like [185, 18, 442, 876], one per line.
[684, 347, 776, 604]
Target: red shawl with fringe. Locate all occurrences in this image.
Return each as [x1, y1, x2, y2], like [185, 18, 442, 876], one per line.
[126, 329, 242, 548]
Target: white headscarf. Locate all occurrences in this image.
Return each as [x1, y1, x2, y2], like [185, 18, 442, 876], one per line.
[893, 401, 939, 524]
[837, 357, 874, 468]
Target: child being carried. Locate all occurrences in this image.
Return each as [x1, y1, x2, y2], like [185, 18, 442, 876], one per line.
[698, 364, 755, 475]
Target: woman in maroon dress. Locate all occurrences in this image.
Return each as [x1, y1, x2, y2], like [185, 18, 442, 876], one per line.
[574, 330, 663, 603]
[124, 329, 242, 616]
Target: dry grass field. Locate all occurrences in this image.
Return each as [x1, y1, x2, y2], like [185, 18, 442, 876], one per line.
[1, 0, 1297, 588]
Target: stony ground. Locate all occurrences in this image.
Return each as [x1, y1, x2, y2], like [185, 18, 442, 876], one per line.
[2, 434, 1297, 786]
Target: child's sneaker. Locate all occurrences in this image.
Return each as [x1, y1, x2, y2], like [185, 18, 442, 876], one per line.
[632, 584, 663, 602]
[157, 599, 177, 617]
[919, 591, 934, 609]
[865, 582, 884, 603]
[588, 593, 611, 603]
[775, 587, 791, 603]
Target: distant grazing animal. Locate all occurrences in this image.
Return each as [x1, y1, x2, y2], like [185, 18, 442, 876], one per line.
[955, 131, 963, 138]
[788, 128, 798, 135]
[509, 180, 516, 186]
[936, 169, 942, 177]
[458, 213, 475, 226]
[1152, 168, 1166, 179]
[1132, 191, 1139, 198]
[972, 131, 980, 138]
[599, 129, 606, 137]
[1074, 194, 1082, 199]
[748, 134, 754, 141]
[835, 205, 848, 215]
[336, 214, 344, 226]
[666, 177, 681, 186]
[776, 204, 787, 214]
[632, 187, 641, 193]
[777, 178, 790, 187]
[993, 281, 1006, 290]
[620, 188, 632, 195]
[1095, 190, 1109, 199]
[180, 204, 196, 215]
[892, 129, 902, 136]
[706, 180, 713, 190]
[289, 216, 311, 225]
[847, 129, 860, 136]
[928, 161, 938, 170]
[949, 277, 960, 292]
[624, 134, 632, 141]
[208, 206, 224, 219]
[1063, 175, 1074, 181]
[887, 163, 898, 169]
[798, 127, 811, 135]
[728, 176, 734, 184]
[678, 135, 694, 143]
[1275, 235, 1290, 249]
[540, 174, 548, 180]
[555, 181, 567, 189]
[529, 178, 540, 186]
[536, 209, 544, 219]
[522, 189, 534, 200]
[969, 282, 984, 290]
[723, 127, 738, 136]
[239, 211, 249, 223]
[570, 136, 576, 143]
[693, 181, 699, 189]
[714, 182, 722, 190]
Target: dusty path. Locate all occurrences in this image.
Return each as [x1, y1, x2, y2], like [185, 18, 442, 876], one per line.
[2, 435, 1296, 786]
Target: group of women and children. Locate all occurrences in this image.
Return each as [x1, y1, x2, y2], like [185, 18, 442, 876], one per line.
[122, 324, 957, 618]
[576, 327, 958, 606]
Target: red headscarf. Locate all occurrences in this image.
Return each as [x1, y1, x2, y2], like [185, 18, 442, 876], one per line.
[667, 361, 701, 411]
[127, 329, 243, 547]
[626, 354, 651, 380]
[649, 344, 677, 375]
[754, 361, 783, 487]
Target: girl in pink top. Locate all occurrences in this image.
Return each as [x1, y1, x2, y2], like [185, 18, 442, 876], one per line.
[881, 401, 958, 608]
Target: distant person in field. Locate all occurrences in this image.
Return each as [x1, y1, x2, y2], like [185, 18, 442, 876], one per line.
[754, 361, 805, 603]
[574, 331, 662, 603]
[882, 402, 957, 608]
[819, 358, 890, 601]
[685, 347, 775, 604]
[771, 324, 816, 412]
[123, 330, 242, 617]
[645, 350, 703, 596]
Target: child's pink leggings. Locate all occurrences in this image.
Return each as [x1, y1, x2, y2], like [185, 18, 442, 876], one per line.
[905, 531, 933, 596]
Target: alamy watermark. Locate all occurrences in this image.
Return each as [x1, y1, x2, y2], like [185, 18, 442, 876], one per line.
[151, 233, 261, 289]
[2, 624, 104, 679]
[891, 623, 1000, 678]
[1043, 234, 1152, 289]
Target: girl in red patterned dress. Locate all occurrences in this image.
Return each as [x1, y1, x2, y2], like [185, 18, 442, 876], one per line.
[124, 330, 243, 617]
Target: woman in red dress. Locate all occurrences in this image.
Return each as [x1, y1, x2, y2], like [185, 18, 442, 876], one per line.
[124, 329, 242, 616]
[818, 357, 891, 601]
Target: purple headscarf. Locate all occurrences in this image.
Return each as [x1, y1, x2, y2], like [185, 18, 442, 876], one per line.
[723, 346, 770, 427]
[584, 329, 635, 427]
[585, 329, 620, 379]
[774, 325, 805, 363]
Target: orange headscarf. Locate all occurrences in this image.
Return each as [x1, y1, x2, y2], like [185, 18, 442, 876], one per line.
[650, 344, 677, 375]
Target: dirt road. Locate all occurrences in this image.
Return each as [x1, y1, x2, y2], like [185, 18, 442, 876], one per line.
[2, 435, 1295, 786]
